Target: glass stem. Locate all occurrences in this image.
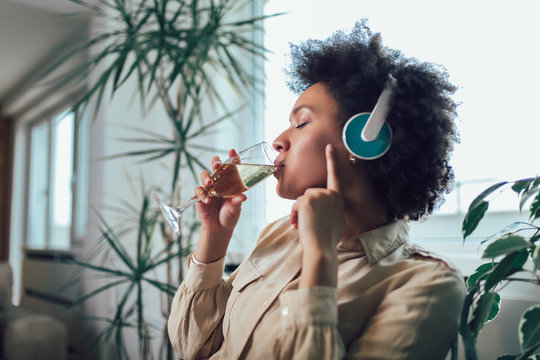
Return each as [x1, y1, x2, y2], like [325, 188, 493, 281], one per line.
[156, 193, 205, 236]
[177, 195, 204, 212]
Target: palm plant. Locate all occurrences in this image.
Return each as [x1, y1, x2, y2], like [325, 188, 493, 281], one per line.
[40, 0, 280, 358]
[49, 0, 272, 188]
[66, 189, 192, 359]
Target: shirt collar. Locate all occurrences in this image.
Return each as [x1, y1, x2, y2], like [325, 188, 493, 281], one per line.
[337, 221, 409, 266]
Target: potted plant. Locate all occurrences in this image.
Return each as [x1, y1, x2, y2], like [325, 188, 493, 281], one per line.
[459, 176, 540, 360]
[40, 0, 280, 358]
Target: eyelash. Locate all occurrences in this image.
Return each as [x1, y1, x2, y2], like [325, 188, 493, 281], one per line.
[295, 122, 308, 129]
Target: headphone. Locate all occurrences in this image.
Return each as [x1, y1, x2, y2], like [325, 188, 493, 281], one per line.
[342, 76, 396, 160]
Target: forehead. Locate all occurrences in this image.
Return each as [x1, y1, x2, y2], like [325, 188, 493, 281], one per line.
[291, 83, 339, 117]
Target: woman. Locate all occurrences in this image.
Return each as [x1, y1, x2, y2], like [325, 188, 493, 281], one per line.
[168, 21, 466, 359]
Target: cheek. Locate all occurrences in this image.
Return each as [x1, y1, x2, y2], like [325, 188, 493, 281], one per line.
[280, 136, 329, 195]
[303, 129, 342, 162]
[295, 136, 327, 167]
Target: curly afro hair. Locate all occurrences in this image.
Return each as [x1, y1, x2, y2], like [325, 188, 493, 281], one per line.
[286, 20, 459, 221]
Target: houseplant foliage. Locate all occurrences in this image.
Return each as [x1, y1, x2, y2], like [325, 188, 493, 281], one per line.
[40, 0, 278, 358]
[65, 189, 192, 359]
[48, 0, 272, 190]
[460, 176, 540, 360]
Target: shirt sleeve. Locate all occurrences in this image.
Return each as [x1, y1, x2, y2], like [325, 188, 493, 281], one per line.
[344, 262, 466, 360]
[274, 286, 346, 360]
[167, 254, 232, 360]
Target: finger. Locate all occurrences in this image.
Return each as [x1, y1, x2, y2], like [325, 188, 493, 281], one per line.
[326, 144, 342, 193]
[200, 170, 212, 187]
[230, 193, 247, 206]
[194, 186, 211, 204]
[290, 202, 298, 229]
[222, 197, 244, 226]
[211, 156, 222, 171]
[229, 149, 240, 164]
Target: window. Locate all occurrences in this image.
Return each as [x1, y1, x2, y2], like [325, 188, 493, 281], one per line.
[262, 0, 540, 272]
[26, 108, 88, 250]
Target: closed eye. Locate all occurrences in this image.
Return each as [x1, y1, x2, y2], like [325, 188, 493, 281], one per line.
[295, 122, 308, 129]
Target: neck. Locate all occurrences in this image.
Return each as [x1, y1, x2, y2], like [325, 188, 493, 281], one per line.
[340, 167, 389, 241]
[342, 203, 388, 241]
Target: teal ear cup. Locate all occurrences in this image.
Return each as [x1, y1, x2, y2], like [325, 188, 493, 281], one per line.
[342, 113, 392, 160]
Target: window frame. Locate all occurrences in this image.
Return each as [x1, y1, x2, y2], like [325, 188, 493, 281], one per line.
[23, 97, 88, 252]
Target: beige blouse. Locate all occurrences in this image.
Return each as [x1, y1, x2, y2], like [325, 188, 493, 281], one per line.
[168, 217, 466, 360]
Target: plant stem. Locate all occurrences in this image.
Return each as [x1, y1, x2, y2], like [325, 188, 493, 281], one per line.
[462, 331, 479, 360]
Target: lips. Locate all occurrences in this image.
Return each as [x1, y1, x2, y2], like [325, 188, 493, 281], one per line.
[273, 160, 284, 177]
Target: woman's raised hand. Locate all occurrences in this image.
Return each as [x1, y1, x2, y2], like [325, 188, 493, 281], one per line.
[291, 144, 345, 288]
[194, 149, 247, 263]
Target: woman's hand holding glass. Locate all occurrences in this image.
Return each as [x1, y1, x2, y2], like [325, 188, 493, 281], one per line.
[153, 141, 277, 263]
[194, 150, 248, 263]
[196, 150, 247, 229]
[158, 141, 277, 236]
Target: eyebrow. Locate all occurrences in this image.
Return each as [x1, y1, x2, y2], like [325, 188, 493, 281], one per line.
[289, 105, 313, 122]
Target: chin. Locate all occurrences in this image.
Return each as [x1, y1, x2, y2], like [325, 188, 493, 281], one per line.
[276, 189, 294, 200]
[276, 183, 304, 200]
[277, 193, 297, 201]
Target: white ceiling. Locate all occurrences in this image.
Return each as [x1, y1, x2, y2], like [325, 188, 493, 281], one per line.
[0, 0, 89, 111]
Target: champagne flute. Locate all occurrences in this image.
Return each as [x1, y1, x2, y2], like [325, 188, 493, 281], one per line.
[157, 142, 278, 235]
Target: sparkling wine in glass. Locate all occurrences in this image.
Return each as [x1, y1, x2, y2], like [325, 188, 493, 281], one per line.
[157, 142, 278, 235]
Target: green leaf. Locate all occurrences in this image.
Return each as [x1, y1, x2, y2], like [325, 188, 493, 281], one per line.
[147, 248, 190, 270]
[482, 234, 530, 258]
[67, 258, 130, 278]
[530, 192, 540, 221]
[463, 181, 508, 240]
[142, 277, 177, 296]
[467, 262, 497, 288]
[533, 245, 540, 272]
[484, 250, 528, 291]
[520, 186, 540, 212]
[112, 48, 130, 92]
[470, 291, 499, 335]
[479, 222, 529, 247]
[471, 181, 509, 209]
[486, 293, 501, 323]
[519, 305, 540, 352]
[512, 178, 534, 195]
[462, 201, 489, 240]
[72, 279, 129, 307]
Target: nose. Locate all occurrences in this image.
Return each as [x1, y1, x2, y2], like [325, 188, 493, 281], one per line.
[272, 135, 289, 152]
